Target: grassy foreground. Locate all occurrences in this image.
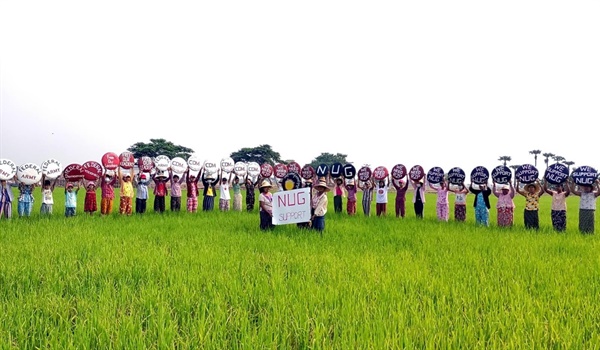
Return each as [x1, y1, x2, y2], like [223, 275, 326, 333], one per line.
[1, 191, 600, 349]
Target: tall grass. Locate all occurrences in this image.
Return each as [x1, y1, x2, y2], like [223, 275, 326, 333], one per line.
[1, 188, 599, 348]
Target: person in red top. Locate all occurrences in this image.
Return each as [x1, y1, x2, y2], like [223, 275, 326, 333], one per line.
[152, 170, 169, 213]
[186, 168, 201, 213]
[100, 170, 117, 216]
[392, 178, 409, 218]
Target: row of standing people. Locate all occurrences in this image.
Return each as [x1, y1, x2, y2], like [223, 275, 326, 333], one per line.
[329, 175, 600, 234]
[0, 168, 273, 218]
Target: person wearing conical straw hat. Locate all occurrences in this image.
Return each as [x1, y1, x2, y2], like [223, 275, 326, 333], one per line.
[258, 179, 274, 230]
[311, 178, 330, 232]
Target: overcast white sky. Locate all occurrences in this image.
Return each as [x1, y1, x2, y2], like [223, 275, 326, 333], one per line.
[1, 0, 599, 176]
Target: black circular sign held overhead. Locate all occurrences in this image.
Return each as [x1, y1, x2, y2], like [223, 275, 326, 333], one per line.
[515, 164, 538, 184]
[470, 166, 489, 185]
[330, 163, 343, 178]
[447, 167, 465, 185]
[544, 163, 570, 185]
[315, 163, 329, 178]
[282, 172, 302, 191]
[571, 166, 598, 186]
[342, 163, 356, 179]
[426, 167, 444, 184]
[491, 165, 512, 184]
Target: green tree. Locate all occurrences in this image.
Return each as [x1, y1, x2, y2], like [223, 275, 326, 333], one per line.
[498, 156, 511, 166]
[230, 144, 283, 165]
[529, 150, 541, 167]
[542, 152, 555, 170]
[564, 161, 575, 172]
[310, 152, 348, 168]
[552, 155, 565, 163]
[127, 138, 194, 159]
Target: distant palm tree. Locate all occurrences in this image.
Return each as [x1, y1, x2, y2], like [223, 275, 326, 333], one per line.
[498, 156, 512, 166]
[509, 165, 520, 171]
[552, 155, 565, 164]
[564, 161, 575, 172]
[529, 150, 542, 167]
[542, 152, 555, 170]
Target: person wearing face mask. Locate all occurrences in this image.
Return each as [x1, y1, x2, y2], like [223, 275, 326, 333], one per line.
[100, 170, 117, 216]
[135, 173, 149, 214]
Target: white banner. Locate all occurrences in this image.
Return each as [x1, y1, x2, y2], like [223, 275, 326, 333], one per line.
[272, 187, 311, 225]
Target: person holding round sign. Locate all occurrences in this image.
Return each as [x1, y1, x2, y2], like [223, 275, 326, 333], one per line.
[0, 179, 15, 219]
[331, 176, 346, 214]
[218, 170, 233, 212]
[429, 179, 449, 222]
[185, 168, 201, 213]
[16, 178, 36, 218]
[359, 178, 375, 217]
[543, 181, 570, 232]
[410, 179, 427, 219]
[100, 169, 117, 216]
[375, 175, 390, 217]
[568, 178, 600, 234]
[391, 178, 409, 219]
[134, 173, 149, 215]
[40, 174, 58, 216]
[492, 182, 515, 227]
[515, 179, 544, 230]
[469, 183, 492, 227]
[448, 182, 468, 222]
[201, 170, 220, 212]
[64, 181, 80, 217]
[344, 178, 358, 216]
[152, 170, 169, 213]
[258, 180, 274, 231]
[169, 169, 185, 212]
[118, 168, 135, 216]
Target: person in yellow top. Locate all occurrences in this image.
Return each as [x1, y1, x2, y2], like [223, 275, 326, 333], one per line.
[118, 168, 135, 216]
[311, 178, 330, 233]
[515, 179, 544, 230]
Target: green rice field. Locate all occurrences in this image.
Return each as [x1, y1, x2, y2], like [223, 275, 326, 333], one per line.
[1, 189, 600, 349]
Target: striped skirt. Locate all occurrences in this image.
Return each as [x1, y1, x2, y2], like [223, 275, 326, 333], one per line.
[524, 210, 539, 230]
[579, 209, 595, 234]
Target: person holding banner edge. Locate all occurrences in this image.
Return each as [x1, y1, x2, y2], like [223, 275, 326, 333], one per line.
[258, 180, 274, 230]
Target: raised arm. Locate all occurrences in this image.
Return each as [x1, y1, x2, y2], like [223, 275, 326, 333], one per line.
[543, 181, 553, 196]
[536, 180, 544, 197]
